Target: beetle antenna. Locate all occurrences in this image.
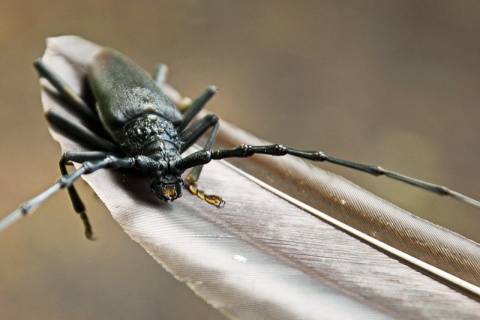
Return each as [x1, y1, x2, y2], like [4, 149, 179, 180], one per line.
[1, 156, 135, 238]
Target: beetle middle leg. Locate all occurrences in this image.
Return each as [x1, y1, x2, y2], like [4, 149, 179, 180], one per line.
[46, 109, 119, 153]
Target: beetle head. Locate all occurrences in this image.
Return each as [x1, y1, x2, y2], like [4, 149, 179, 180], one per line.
[150, 173, 184, 202]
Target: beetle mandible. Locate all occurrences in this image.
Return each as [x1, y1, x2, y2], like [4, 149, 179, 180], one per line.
[1, 45, 479, 239]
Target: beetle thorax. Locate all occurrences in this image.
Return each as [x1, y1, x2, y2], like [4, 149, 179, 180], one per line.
[119, 114, 182, 162]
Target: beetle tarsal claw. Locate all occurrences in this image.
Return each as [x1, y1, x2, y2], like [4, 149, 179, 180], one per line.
[206, 195, 226, 207]
[188, 183, 225, 207]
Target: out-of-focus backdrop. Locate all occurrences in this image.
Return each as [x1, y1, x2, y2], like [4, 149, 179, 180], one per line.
[1, 1, 479, 319]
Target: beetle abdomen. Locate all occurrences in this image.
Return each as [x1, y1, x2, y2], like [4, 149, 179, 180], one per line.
[87, 48, 183, 140]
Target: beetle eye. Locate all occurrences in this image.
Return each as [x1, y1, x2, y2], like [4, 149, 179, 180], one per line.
[149, 173, 160, 193]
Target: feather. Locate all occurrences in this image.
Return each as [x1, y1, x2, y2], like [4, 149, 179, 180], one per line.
[39, 35, 480, 319]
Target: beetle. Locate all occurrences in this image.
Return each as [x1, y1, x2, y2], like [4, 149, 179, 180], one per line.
[1, 46, 479, 239]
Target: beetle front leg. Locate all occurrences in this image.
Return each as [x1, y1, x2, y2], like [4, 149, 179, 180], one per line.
[178, 114, 224, 206]
[187, 120, 225, 206]
[0, 154, 135, 239]
[185, 121, 225, 207]
[60, 151, 127, 239]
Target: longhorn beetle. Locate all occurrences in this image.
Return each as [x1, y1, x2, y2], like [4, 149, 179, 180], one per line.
[1, 46, 479, 239]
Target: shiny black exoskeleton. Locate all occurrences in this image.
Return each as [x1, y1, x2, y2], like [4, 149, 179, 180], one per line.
[30, 48, 225, 238]
[2, 45, 479, 239]
[89, 49, 188, 202]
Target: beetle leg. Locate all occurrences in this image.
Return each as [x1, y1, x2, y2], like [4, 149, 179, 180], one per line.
[153, 64, 192, 113]
[60, 154, 89, 237]
[177, 114, 224, 206]
[153, 64, 168, 88]
[34, 59, 99, 122]
[179, 113, 219, 152]
[60, 152, 125, 239]
[186, 121, 225, 207]
[45, 108, 120, 153]
[176, 85, 217, 133]
[179, 143, 480, 209]
[0, 154, 134, 240]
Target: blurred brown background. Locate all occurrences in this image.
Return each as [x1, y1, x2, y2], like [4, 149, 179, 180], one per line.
[1, 1, 479, 319]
